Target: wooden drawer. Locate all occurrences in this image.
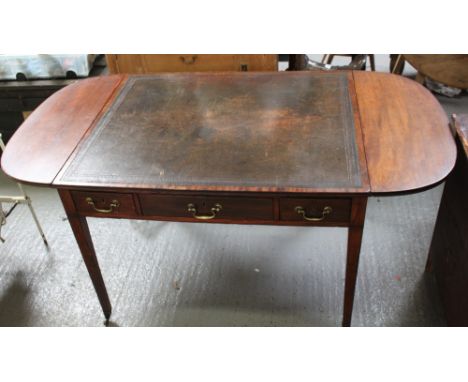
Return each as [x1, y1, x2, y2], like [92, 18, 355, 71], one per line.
[106, 54, 278, 74]
[279, 198, 351, 223]
[139, 194, 274, 221]
[71, 191, 137, 217]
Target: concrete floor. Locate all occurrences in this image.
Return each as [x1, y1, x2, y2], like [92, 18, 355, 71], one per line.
[0, 55, 467, 326]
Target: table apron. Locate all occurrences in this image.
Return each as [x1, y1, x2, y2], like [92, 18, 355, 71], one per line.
[65, 189, 367, 228]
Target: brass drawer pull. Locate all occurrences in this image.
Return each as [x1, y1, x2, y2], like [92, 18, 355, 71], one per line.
[86, 197, 120, 214]
[187, 203, 222, 220]
[179, 55, 197, 65]
[295, 206, 332, 221]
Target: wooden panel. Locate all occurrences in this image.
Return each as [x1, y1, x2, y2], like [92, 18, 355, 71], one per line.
[71, 190, 137, 218]
[428, 114, 468, 326]
[353, 71, 456, 193]
[404, 54, 468, 89]
[0, 112, 23, 143]
[106, 54, 278, 74]
[57, 72, 367, 193]
[279, 197, 351, 223]
[139, 194, 274, 221]
[456, 114, 468, 157]
[1, 75, 125, 185]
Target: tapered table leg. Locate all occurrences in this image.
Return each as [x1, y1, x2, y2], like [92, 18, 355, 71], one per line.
[59, 190, 112, 320]
[342, 197, 367, 327]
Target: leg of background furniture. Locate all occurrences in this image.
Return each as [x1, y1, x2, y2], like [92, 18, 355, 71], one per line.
[369, 54, 376, 71]
[288, 54, 308, 71]
[415, 72, 425, 84]
[390, 54, 404, 74]
[342, 197, 367, 327]
[59, 190, 112, 320]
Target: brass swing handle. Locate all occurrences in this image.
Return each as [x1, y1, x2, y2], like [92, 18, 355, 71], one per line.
[187, 203, 222, 220]
[179, 55, 198, 65]
[86, 197, 120, 214]
[295, 206, 333, 222]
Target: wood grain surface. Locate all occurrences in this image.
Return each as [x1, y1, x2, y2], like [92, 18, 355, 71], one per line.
[353, 71, 456, 193]
[1, 75, 125, 185]
[455, 114, 468, 158]
[139, 194, 274, 221]
[342, 195, 367, 326]
[403, 54, 468, 89]
[58, 189, 112, 320]
[106, 54, 278, 74]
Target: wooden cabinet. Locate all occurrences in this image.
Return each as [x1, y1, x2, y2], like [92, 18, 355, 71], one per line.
[106, 54, 278, 74]
[427, 114, 468, 326]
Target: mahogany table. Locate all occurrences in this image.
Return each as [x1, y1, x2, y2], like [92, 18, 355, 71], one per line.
[1, 71, 456, 326]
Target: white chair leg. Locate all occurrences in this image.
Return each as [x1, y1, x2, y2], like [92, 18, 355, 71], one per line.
[26, 197, 48, 246]
[0, 201, 6, 243]
[0, 135, 48, 246]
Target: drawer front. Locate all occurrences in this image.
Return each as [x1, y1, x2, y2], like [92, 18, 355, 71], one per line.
[107, 54, 278, 74]
[279, 198, 351, 223]
[71, 191, 137, 217]
[139, 194, 273, 221]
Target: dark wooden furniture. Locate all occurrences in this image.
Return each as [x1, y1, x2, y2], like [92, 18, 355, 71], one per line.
[287, 55, 308, 71]
[106, 55, 278, 74]
[427, 114, 468, 326]
[1, 71, 456, 326]
[0, 56, 106, 142]
[403, 55, 468, 89]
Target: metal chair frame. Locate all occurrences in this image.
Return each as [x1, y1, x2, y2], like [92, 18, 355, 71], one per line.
[0, 134, 48, 245]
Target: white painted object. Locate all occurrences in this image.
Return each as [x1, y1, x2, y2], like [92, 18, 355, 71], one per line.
[0, 134, 48, 245]
[0, 54, 96, 80]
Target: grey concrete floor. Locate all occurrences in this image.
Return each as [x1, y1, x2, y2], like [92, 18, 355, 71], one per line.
[0, 55, 467, 326]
